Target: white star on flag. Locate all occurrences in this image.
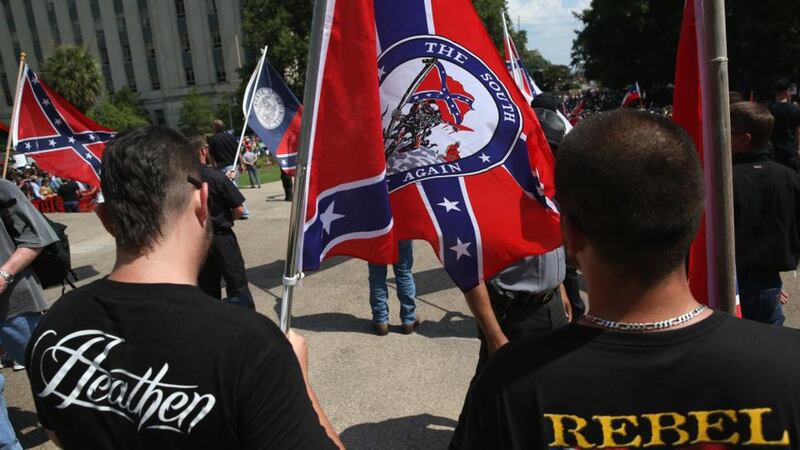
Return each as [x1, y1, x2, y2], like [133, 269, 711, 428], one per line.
[450, 238, 472, 261]
[85, 152, 93, 159]
[24, 142, 31, 150]
[48, 139, 56, 147]
[68, 137, 76, 144]
[42, 99, 50, 106]
[55, 118, 62, 125]
[378, 66, 386, 78]
[437, 197, 461, 212]
[479, 153, 491, 163]
[89, 134, 96, 141]
[320, 201, 345, 234]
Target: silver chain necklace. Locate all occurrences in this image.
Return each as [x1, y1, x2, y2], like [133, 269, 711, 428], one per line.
[581, 305, 708, 332]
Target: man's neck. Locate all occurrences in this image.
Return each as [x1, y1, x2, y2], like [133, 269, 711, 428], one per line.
[108, 239, 201, 286]
[582, 268, 706, 325]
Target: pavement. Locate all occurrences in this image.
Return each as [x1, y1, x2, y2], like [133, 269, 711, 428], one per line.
[4, 180, 800, 449]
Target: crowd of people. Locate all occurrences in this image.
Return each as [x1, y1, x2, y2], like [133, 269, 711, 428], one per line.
[0, 75, 794, 449]
[6, 164, 97, 213]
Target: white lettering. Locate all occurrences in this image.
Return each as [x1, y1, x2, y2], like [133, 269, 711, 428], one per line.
[30, 329, 217, 435]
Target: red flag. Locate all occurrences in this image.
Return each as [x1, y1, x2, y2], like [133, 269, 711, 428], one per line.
[672, 0, 708, 304]
[299, 0, 561, 290]
[11, 65, 114, 187]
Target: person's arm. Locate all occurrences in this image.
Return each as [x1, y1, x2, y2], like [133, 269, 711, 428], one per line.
[231, 205, 244, 220]
[464, 284, 508, 354]
[0, 246, 42, 294]
[287, 331, 344, 449]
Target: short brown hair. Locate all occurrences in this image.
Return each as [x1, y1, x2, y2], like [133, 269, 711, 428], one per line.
[555, 110, 704, 284]
[730, 102, 774, 150]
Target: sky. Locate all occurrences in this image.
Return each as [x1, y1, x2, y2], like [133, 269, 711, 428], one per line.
[506, 0, 592, 66]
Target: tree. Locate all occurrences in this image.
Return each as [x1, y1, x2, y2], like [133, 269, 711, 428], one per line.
[241, 0, 314, 97]
[572, 0, 800, 94]
[214, 94, 244, 133]
[42, 45, 104, 113]
[109, 87, 147, 118]
[178, 90, 214, 136]
[89, 98, 149, 132]
[542, 64, 575, 91]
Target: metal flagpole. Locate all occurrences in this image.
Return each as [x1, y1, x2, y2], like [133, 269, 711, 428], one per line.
[696, 0, 736, 313]
[279, 0, 330, 333]
[232, 46, 268, 172]
[3, 53, 26, 179]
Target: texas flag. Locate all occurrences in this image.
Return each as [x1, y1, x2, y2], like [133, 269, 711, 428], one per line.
[243, 52, 303, 176]
[621, 81, 642, 107]
[298, 0, 561, 291]
[11, 64, 114, 187]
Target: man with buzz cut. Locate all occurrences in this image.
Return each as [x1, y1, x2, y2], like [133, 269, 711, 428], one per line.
[462, 110, 800, 449]
[25, 126, 342, 449]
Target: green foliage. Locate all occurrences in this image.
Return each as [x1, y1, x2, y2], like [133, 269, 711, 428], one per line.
[214, 95, 244, 133]
[42, 45, 104, 113]
[178, 90, 214, 136]
[89, 98, 150, 132]
[542, 64, 574, 91]
[241, 0, 314, 97]
[109, 87, 147, 118]
[572, 0, 800, 93]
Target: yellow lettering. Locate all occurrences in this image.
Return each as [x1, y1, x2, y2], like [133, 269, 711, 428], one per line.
[592, 415, 642, 448]
[689, 410, 740, 444]
[740, 408, 790, 445]
[642, 412, 690, 447]
[544, 414, 595, 448]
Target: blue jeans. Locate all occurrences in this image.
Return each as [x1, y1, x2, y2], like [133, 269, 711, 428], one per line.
[738, 272, 784, 325]
[368, 240, 416, 325]
[0, 312, 40, 450]
[246, 165, 260, 187]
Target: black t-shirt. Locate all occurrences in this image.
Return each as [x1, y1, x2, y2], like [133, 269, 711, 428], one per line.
[25, 278, 336, 450]
[208, 131, 239, 167]
[201, 166, 245, 231]
[463, 312, 800, 449]
[57, 181, 80, 202]
[768, 102, 800, 165]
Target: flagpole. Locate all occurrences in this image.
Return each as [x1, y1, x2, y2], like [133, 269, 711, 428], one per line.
[3, 53, 26, 179]
[231, 46, 268, 172]
[500, 13, 522, 87]
[697, 0, 736, 313]
[279, 0, 330, 334]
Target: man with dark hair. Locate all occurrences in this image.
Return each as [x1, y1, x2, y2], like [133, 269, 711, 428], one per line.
[768, 78, 800, 171]
[191, 135, 255, 309]
[207, 119, 238, 171]
[462, 110, 800, 449]
[731, 102, 800, 325]
[25, 126, 342, 449]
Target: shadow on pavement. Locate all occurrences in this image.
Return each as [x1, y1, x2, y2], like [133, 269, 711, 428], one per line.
[291, 312, 375, 335]
[416, 311, 475, 339]
[291, 310, 475, 339]
[72, 265, 100, 280]
[8, 407, 49, 448]
[246, 256, 351, 292]
[388, 268, 455, 297]
[341, 414, 455, 450]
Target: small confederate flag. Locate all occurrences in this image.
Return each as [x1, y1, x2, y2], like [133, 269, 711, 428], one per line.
[409, 61, 475, 131]
[621, 82, 642, 107]
[11, 65, 114, 187]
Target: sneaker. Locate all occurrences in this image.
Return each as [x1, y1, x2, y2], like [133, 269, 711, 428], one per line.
[372, 322, 389, 336]
[401, 318, 420, 335]
[11, 362, 23, 371]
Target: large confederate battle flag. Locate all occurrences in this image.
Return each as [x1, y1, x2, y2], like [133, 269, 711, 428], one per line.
[11, 65, 114, 187]
[300, 0, 561, 290]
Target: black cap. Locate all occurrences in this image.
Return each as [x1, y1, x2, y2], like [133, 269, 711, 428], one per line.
[531, 93, 561, 112]
[534, 108, 566, 149]
[774, 78, 792, 93]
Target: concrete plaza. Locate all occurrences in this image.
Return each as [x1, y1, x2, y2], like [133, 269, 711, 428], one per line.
[5, 180, 800, 449]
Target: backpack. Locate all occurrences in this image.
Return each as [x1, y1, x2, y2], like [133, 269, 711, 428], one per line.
[32, 215, 78, 290]
[0, 199, 78, 291]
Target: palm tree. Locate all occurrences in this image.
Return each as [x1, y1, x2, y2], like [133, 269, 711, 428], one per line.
[42, 45, 104, 113]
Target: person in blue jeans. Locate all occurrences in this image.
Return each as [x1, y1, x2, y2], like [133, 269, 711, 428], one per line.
[368, 240, 418, 335]
[0, 179, 60, 449]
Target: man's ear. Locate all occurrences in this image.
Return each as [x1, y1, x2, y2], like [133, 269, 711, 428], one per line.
[195, 182, 209, 225]
[561, 213, 587, 266]
[95, 203, 115, 237]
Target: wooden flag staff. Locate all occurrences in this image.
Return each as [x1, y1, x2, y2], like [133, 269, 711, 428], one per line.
[3, 52, 27, 179]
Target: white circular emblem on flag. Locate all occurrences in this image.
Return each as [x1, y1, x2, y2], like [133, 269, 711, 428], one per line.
[253, 88, 285, 130]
